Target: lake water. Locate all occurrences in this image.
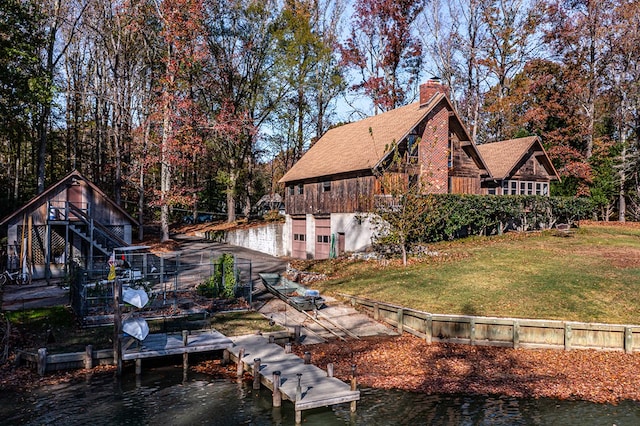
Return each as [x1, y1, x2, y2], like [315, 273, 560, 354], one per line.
[2, 366, 640, 425]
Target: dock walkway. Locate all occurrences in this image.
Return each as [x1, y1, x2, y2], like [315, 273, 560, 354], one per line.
[227, 334, 360, 421]
[122, 330, 233, 361]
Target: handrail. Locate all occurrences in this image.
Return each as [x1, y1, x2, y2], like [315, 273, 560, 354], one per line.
[68, 203, 128, 248]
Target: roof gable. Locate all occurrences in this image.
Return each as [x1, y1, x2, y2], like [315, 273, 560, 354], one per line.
[0, 170, 139, 226]
[476, 136, 560, 180]
[280, 94, 488, 183]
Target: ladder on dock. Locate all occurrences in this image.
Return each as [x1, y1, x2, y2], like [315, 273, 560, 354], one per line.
[226, 334, 360, 423]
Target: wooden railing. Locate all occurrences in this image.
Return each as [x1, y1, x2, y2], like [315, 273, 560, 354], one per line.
[68, 203, 128, 248]
[340, 294, 640, 353]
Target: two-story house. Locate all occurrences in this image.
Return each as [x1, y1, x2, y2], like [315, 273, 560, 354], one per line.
[279, 79, 491, 259]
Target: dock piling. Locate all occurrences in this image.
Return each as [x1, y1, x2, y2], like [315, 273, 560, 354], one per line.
[182, 330, 189, 373]
[253, 358, 261, 390]
[327, 363, 334, 377]
[37, 348, 47, 376]
[350, 364, 357, 413]
[236, 348, 245, 377]
[272, 371, 282, 407]
[84, 345, 93, 370]
[295, 373, 302, 400]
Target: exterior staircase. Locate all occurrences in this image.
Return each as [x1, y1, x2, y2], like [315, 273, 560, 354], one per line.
[49, 202, 129, 256]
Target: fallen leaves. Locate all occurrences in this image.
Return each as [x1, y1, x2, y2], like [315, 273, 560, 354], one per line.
[292, 335, 640, 404]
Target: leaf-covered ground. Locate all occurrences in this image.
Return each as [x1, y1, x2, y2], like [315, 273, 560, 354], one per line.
[287, 335, 640, 404]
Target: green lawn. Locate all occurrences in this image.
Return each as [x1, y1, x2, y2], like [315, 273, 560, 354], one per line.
[310, 225, 640, 324]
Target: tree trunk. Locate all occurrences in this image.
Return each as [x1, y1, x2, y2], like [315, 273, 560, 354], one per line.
[226, 183, 236, 223]
[160, 87, 171, 242]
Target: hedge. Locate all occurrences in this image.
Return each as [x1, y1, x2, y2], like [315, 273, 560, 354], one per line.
[407, 194, 593, 244]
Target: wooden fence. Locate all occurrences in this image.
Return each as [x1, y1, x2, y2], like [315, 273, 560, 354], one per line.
[340, 294, 640, 353]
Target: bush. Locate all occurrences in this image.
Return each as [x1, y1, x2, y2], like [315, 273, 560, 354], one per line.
[196, 253, 237, 299]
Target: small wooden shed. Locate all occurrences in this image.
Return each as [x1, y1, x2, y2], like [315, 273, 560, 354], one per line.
[0, 170, 138, 281]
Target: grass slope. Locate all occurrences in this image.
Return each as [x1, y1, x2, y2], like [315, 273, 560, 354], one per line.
[310, 225, 640, 324]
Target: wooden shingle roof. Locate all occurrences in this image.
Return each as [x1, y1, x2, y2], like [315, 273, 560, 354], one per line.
[280, 94, 452, 183]
[476, 136, 559, 180]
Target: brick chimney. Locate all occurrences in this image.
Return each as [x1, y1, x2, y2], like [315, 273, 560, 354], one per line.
[420, 78, 450, 107]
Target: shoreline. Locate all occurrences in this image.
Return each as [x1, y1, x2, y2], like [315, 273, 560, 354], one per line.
[4, 334, 640, 405]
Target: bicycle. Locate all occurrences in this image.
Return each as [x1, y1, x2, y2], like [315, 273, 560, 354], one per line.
[0, 270, 31, 288]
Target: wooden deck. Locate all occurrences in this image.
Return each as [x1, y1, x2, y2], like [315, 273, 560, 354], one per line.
[227, 334, 360, 416]
[122, 330, 233, 361]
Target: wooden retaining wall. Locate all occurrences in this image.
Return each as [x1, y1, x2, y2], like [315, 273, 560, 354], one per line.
[17, 346, 114, 375]
[340, 294, 640, 353]
[16, 331, 291, 376]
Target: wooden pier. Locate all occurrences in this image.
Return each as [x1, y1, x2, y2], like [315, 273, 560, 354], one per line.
[226, 334, 360, 423]
[122, 330, 233, 374]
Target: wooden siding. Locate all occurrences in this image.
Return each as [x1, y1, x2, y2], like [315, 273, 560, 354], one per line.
[510, 154, 551, 182]
[285, 175, 376, 215]
[450, 176, 480, 194]
[450, 139, 483, 179]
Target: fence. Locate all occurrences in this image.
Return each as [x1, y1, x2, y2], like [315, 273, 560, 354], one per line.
[70, 251, 253, 324]
[341, 294, 640, 353]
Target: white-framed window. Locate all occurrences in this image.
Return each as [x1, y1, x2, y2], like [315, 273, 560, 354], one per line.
[503, 180, 550, 196]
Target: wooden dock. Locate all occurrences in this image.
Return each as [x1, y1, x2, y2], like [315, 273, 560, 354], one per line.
[122, 330, 233, 362]
[226, 334, 360, 423]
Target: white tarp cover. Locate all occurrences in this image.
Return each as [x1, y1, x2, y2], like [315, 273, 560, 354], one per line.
[122, 317, 150, 341]
[122, 287, 149, 308]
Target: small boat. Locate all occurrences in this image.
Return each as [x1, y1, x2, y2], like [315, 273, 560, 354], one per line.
[259, 273, 325, 311]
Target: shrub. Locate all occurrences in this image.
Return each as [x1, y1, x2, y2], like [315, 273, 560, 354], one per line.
[196, 253, 237, 299]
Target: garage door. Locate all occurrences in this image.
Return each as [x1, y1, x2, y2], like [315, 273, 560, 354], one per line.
[292, 218, 306, 259]
[315, 218, 331, 259]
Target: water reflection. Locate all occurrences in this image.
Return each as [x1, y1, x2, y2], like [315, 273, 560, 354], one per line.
[1, 367, 639, 425]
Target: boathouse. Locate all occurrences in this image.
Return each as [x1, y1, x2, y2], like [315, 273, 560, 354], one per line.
[0, 170, 138, 280]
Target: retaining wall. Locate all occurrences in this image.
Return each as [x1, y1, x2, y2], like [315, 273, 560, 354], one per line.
[341, 294, 640, 353]
[198, 223, 285, 257]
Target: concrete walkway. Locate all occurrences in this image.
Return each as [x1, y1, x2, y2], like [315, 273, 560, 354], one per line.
[1, 280, 68, 311]
[258, 295, 397, 344]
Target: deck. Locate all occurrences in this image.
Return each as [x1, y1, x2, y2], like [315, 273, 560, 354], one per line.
[122, 330, 233, 361]
[227, 334, 360, 416]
